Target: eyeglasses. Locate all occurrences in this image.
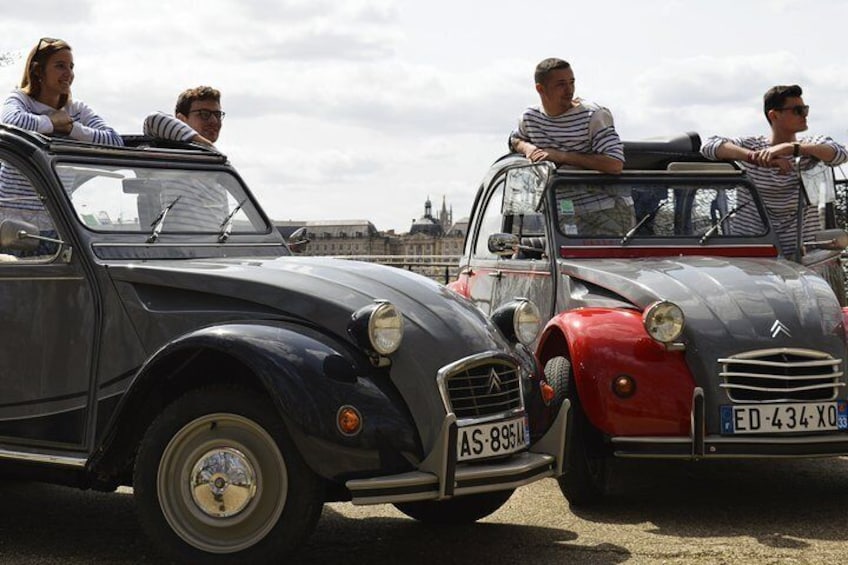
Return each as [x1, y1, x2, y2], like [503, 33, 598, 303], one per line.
[187, 109, 226, 121]
[774, 104, 810, 117]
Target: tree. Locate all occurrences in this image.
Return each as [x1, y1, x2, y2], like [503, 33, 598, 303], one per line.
[0, 51, 19, 67]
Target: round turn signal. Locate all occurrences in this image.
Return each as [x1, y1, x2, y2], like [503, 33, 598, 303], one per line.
[612, 375, 636, 399]
[337, 405, 362, 436]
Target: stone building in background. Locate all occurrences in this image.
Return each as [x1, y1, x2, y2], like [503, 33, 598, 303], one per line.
[274, 196, 467, 282]
[275, 196, 466, 258]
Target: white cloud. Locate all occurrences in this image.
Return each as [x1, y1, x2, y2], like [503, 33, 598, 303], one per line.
[2, 0, 848, 232]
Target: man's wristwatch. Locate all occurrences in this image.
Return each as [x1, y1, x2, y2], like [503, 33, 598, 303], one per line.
[793, 142, 801, 157]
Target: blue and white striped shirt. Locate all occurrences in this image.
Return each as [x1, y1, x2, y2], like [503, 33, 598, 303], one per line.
[511, 100, 626, 211]
[701, 134, 848, 258]
[511, 100, 625, 163]
[0, 89, 122, 227]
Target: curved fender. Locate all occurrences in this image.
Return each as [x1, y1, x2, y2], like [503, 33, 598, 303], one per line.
[96, 322, 419, 481]
[447, 274, 470, 298]
[539, 308, 696, 436]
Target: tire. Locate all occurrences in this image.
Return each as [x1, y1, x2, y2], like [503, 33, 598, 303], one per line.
[133, 386, 323, 564]
[558, 391, 609, 508]
[394, 489, 514, 524]
[544, 356, 571, 402]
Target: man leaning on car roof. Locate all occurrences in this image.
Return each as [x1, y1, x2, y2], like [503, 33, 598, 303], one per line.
[143, 85, 224, 147]
[509, 57, 624, 175]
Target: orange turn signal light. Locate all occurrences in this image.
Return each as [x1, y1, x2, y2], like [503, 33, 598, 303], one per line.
[337, 405, 362, 436]
[612, 375, 636, 399]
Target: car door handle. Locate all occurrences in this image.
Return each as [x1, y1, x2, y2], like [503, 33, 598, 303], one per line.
[487, 271, 503, 280]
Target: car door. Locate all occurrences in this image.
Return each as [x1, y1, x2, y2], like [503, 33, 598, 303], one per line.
[465, 171, 555, 321]
[0, 154, 96, 449]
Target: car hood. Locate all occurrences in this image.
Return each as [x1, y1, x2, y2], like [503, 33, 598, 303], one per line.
[560, 255, 845, 354]
[107, 256, 517, 452]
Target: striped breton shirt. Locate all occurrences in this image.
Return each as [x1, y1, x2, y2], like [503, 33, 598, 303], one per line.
[511, 100, 626, 212]
[143, 111, 199, 143]
[0, 89, 122, 228]
[701, 135, 848, 259]
[143, 112, 227, 231]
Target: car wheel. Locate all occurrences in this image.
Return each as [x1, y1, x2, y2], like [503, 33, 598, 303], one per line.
[558, 392, 609, 508]
[544, 356, 571, 402]
[134, 385, 323, 564]
[393, 489, 514, 524]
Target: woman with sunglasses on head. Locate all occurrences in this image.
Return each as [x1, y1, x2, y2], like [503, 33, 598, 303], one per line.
[701, 84, 848, 261]
[1, 37, 122, 145]
[0, 37, 122, 257]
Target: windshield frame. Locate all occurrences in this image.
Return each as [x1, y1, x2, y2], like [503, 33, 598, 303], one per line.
[53, 157, 273, 241]
[545, 170, 778, 254]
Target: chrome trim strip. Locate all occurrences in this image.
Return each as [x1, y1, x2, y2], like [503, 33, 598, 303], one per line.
[0, 448, 86, 467]
[720, 372, 843, 381]
[91, 242, 282, 248]
[718, 347, 838, 360]
[612, 434, 848, 446]
[720, 382, 843, 392]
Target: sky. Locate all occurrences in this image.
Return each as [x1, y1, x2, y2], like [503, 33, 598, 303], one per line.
[2, 0, 848, 233]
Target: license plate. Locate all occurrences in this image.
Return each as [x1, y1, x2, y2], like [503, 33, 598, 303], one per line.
[457, 416, 529, 461]
[720, 401, 848, 434]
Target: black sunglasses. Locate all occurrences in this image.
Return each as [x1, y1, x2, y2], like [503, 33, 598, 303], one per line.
[31, 37, 60, 66]
[187, 109, 226, 121]
[774, 104, 810, 117]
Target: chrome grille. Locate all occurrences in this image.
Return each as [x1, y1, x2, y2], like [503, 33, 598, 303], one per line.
[439, 356, 523, 419]
[719, 348, 844, 403]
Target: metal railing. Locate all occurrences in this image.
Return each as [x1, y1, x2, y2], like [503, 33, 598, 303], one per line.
[334, 255, 462, 284]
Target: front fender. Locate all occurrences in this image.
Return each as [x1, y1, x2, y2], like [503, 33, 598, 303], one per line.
[538, 308, 696, 436]
[93, 322, 419, 482]
[447, 274, 469, 298]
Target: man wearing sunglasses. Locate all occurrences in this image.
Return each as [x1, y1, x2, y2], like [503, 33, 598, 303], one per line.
[144, 85, 224, 146]
[701, 84, 848, 260]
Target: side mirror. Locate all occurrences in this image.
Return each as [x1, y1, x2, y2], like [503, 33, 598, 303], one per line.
[288, 226, 310, 254]
[804, 229, 848, 251]
[488, 233, 519, 257]
[0, 219, 40, 251]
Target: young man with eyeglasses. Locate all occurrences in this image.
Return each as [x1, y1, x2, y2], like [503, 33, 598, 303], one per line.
[144, 86, 224, 146]
[701, 84, 848, 260]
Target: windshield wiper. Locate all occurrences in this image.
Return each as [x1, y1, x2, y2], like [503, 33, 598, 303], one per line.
[699, 200, 750, 245]
[621, 198, 667, 245]
[218, 198, 247, 243]
[147, 195, 182, 243]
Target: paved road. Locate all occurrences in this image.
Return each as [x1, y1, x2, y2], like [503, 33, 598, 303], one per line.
[2, 457, 848, 564]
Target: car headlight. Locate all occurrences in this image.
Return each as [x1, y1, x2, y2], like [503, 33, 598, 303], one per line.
[349, 300, 404, 356]
[492, 298, 542, 346]
[643, 301, 685, 343]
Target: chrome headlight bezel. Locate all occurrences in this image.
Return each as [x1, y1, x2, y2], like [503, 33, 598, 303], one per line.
[643, 300, 685, 343]
[349, 300, 404, 356]
[492, 298, 542, 346]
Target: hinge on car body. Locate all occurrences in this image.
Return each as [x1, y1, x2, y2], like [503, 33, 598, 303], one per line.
[369, 353, 391, 368]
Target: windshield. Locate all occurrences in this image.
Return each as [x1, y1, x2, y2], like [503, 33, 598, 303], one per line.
[553, 179, 768, 242]
[57, 163, 269, 236]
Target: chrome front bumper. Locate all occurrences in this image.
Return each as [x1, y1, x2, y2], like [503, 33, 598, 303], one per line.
[611, 387, 848, 459]
[346, 399, 569, 505]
